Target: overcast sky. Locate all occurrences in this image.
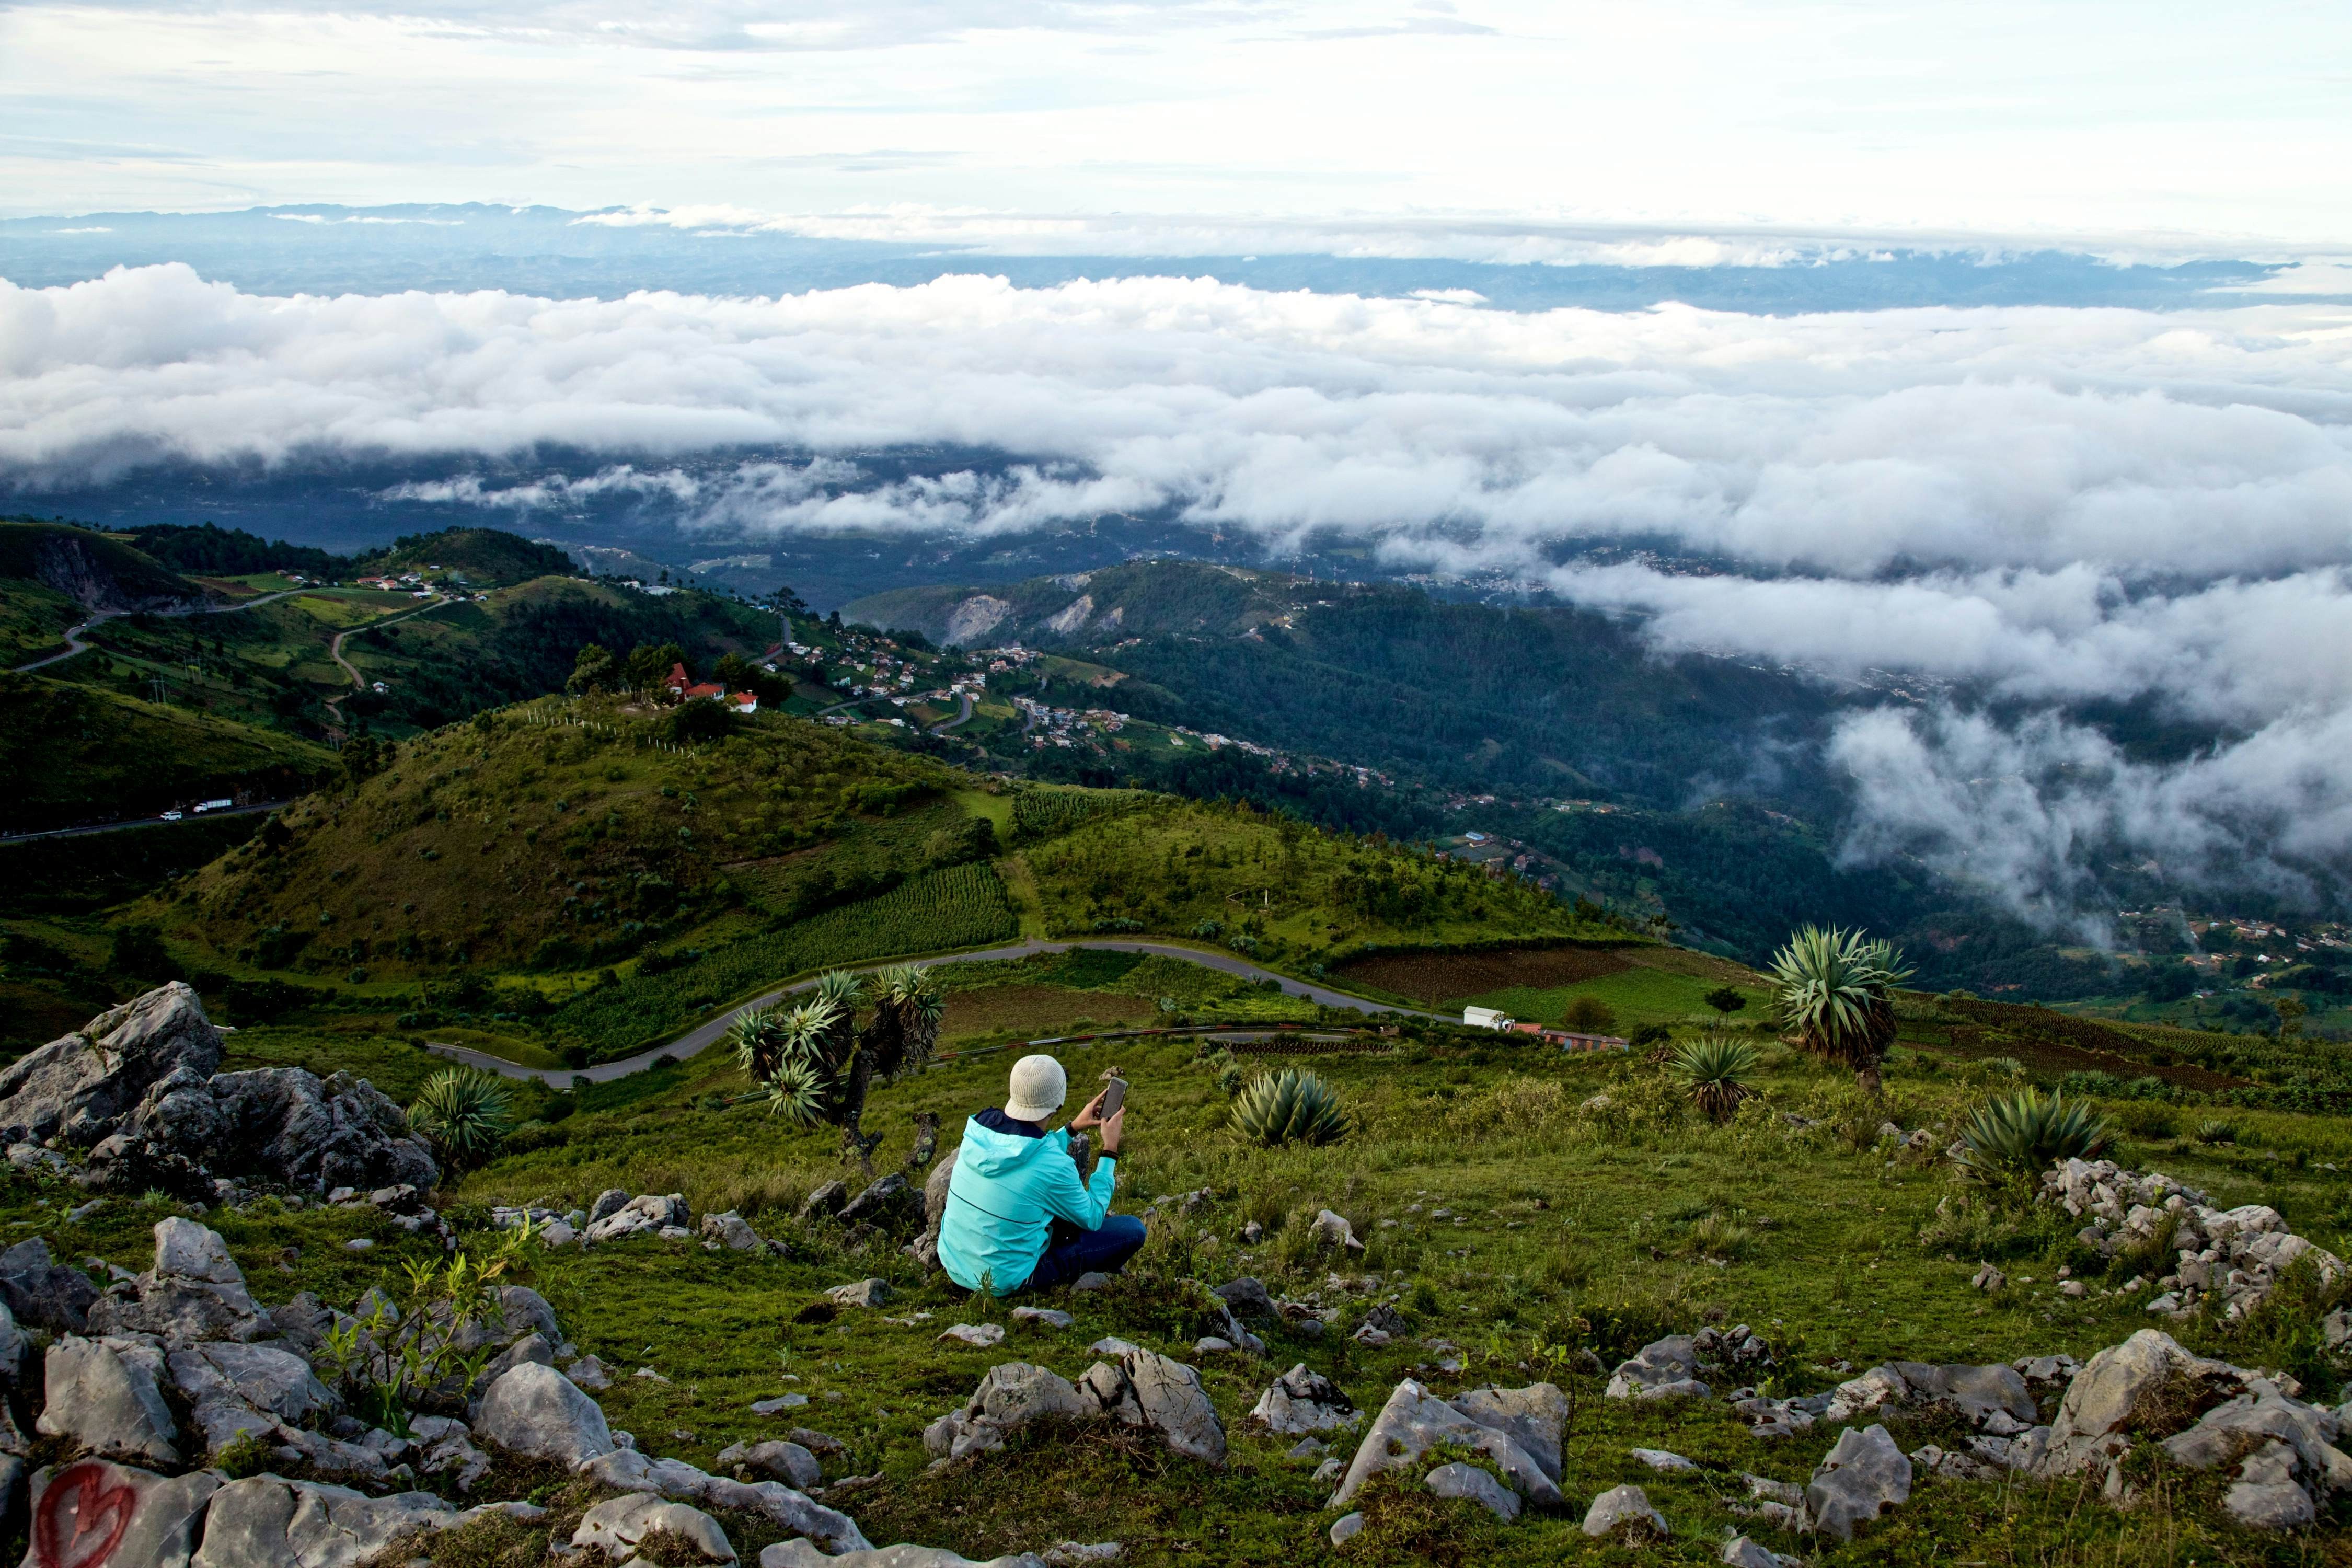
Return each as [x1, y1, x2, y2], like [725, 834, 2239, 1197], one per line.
[4, 0, 2349, 249]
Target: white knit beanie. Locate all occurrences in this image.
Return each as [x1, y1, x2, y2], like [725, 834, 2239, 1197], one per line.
[1005, 1054, 1068, 1123]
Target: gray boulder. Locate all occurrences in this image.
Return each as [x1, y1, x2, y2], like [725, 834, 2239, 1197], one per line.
[798, 1180, 849, 1221]
[2223, 1442, 2318, 1530]
[0, 983, 220, 1148]
[472, 1361, 615, 1467]
[90, 1218, 272, 1346]
[1425, 1460, 1520, 1520]
[1582, 1483, 1666, 1538]
[1247, 1364, 1357, 1435]
[1722, 1536, 1802, 1568]
[827, 1278, 893, 1309]
[2159, 1387, 2352, 1492]
[2037, 1330, 2249, 1479]
[716, 1438, 823, 1490]
[589, 1188, 630, 1224]
[907, 1157, 957, 1269]
[925, 1363, 1095, 1460]
[37, 1335, 180, 1467]
[0, 1237, 99, 1333]
[1806, 1423, 1911, 1541]
[412, 1413, 492, 1492]
[1212, 1277, 1278, 1321]
[190, 1474, 459, 1567]
[571, 1492, 737, 1562]
[1120, 1348, 1226, 1466]
[1825, 1360, 2037, 1431]
[167, 1340, 336, 1458]
[1448, 1384, 1569, 1482]
[24, 1460, 218, 1568]
[1606, 1335, 1708, 1400]
[584, 1193, 688, 1244]
[703, 1211, 766, 1252]
[1330, 1379, 1563, 1509]
[761, 1545, 1045, 1568]
[578, 1446, 869, 1554]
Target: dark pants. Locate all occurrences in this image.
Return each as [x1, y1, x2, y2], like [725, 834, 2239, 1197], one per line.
[1024, 1213, 1147, 1292]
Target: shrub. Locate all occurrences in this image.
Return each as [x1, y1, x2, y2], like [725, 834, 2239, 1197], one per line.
[406, 1068, 516, 1169]
[1231, 1068, 1349, 1147]
[1957, 1088, 2111, 1185]
[2196, 1119, 2238, 1145]
[1668, 1036, 1757, 1123]
[1681, 1211, 1754, 1261]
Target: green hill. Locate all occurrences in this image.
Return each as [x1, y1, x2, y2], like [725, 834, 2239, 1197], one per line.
[0, 673, 332, 832]
[0, 519, 214, 662]
[367, 527, 581, 587]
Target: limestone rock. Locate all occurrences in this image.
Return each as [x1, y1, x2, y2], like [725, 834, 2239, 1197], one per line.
[2223, 1442, 2317, 1530]
[590, 1188, 630, 1224]
[2161, 1387, 2352, 1493]
[1425, 1460, 1520, 1520]
[1582, 1483, 1667, 1539]
[1330, 1379, 1563, 1509]
[24, 1460, 218, 1568]
[798, 1180, 849, 1221]
[1212, 1277, 1277, 1321]
[2038, 1330, 2250, 1478]
[760, 1544, 1045, 1568]
[1012, 1306, 1073, 1330]
[906, 1153, 958, 1269]
[37, 1335, 180, 1467]
[839, 1174, 916, 1231]
[1448, 1383, 1568, 1482]
[89, 1065, 437, 1198]
[827, 1278, 893, 1309]
[0, 983, 221, 1149]
[472, 1362, 615, 1467]
[939, 1323, 1006, 1349]
[702, 1211, 766, 1252]
[1309, 1210, 1364, 1251]
[1120, 1347, 1226, 1466]
[1606, 1335, 1709, 1400]
[1328, 1513, 1365, 1546]
[584, 1193, 689, 1244]
[1630, 1447, 1696, 1472]
[0, 1237, 99, 1333]
[716, 1438, 824, 1490]
[570, 1492, 737, 1562]
[1806, 1423, 1911, 1542]
[577, 1446, 868, 1554]
[89, 1218, 273, 1346]
[1248, 1364, 1358, 1435]
[925, 1363, 1095, 1459]
[190, 1474, 458, 1568]
[1722, 1536, 1801, 1568]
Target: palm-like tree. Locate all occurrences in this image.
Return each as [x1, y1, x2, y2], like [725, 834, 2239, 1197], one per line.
[729, 967, 943, 1175]
[1767, 926, 1912, 1096]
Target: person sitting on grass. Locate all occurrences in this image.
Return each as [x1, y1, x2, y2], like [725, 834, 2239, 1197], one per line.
[939, 1053, 1143, 1294]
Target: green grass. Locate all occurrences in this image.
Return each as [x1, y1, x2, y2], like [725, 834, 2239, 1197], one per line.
[5, 964, 2348, 1565]
[1465, 966, 1750, 1032]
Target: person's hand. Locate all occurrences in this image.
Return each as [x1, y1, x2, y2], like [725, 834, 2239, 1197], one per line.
[1069, 1089, 1106, 1132]
[1099, 1106, 1125, 1156]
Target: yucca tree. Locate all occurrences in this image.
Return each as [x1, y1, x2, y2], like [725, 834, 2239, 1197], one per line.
[730, 967, 943, 1174]
[1957, 1088, 2110, 1185]
[1768, 925, 1912, 1097]
[1669, 1036, 1758, 1123]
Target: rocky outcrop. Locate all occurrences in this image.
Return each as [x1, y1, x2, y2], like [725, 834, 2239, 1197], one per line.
[37, 1336, 182, 1467]
[1582, 1483, 1666, 1538]
[570, 1492, 737, 1562]
[1329, 1379, 1565, 1509]
[0, 1236, 100, 1332]
[925, 1350, 1226, 1468]
[190, 1473, 471, 1567]
[90, 1218, 274, 1345]
[24, 1460, 220, 1568]
[2037, 1329, 2250, 1480]
[0, 983, 221, 1148]
[584, 1193, 689, 1243]
[578, 1448, 868, 1554]
[88, 1065, 437, 1198]
[2043, 1159, 2346, 1320]
[1807, 1424, 1911, 1541]
[1248, 1364, 1357, 1435]
[1426, 1460, 1519, 1520]
[717, 1439, 823, 1490]
[473, 1362, 615, 1467]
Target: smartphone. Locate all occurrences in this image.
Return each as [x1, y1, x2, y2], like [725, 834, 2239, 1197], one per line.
[1098, 1076, 1127, 1120]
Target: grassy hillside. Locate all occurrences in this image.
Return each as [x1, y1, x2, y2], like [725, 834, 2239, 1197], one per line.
[17, 958, 2344, 1565]
[154, 693, 981, 980]
[0, 673, 333, 831]
[368, 526, 581, 587]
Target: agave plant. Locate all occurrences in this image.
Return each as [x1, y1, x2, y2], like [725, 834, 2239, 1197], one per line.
[1230, 1068, 1349, 1148]
[1669, 1036, 1759, 1123]
[1768, 926, 1913, 1096]
[2196, 1119, 2238, 1146]
[407, 1068, 515, 1170]
[765, 1059, 831, 1128]
[729, 967, 944, 1172]
[1957, 1088, 2111, 1184]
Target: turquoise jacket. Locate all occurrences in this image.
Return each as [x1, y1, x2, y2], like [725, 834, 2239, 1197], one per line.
[938, 1112, 1119, 1293]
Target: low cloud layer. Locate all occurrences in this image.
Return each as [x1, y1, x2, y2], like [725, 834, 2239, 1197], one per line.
[5, 262, 2349, 921]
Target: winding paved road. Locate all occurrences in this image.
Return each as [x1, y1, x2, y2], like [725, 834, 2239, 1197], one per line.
[11, 589, 306, 674]
[427, 936, 1439, 1086]
[0, 800, 291, 845]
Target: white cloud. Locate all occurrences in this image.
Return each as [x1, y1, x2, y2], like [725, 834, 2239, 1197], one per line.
[6, 262, 2351, 917]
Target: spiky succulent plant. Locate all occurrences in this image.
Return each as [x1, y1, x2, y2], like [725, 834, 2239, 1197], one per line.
[1669, 1036, 1758, 1123]
[1957, 1088, 2111, 1183]
[1230, 1068, 1349, 1148]
[1768, 925, 1912, 1094]
[765, 1059, 832, 1128]
[406, 1068, 515, 1169]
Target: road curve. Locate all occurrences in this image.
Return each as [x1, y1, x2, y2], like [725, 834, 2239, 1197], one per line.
[426, 936, 1438, 1086]
[12, 589, 309, 675]
[0, 799, 292, 846]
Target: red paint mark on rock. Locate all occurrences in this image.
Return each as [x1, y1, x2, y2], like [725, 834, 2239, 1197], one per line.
[33, 1461, 137, 1568]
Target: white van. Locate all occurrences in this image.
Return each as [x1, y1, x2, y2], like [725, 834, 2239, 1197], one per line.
[1462, 1006, 1514, 1031]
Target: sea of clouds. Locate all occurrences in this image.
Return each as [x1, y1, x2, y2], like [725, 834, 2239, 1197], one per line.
[5, 262, 2349, 930]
